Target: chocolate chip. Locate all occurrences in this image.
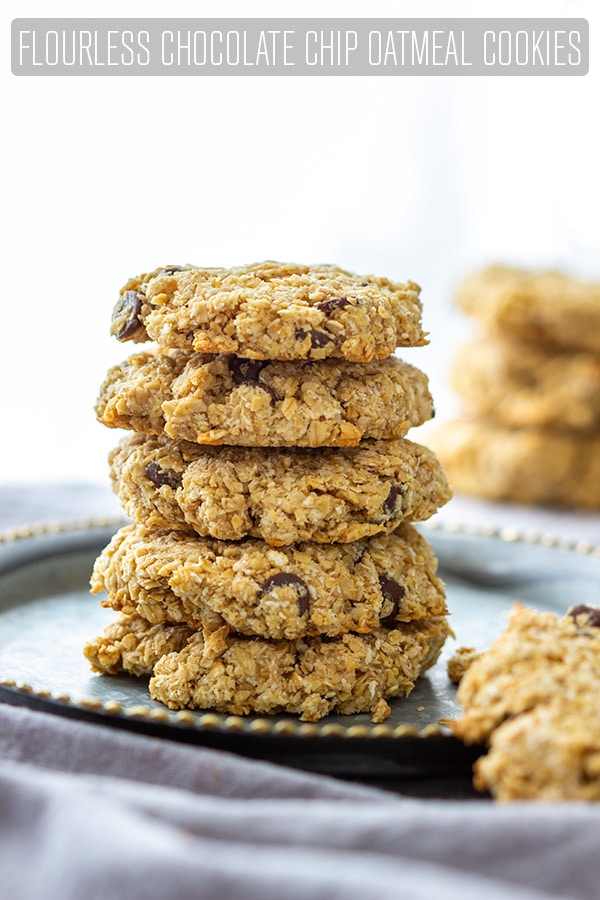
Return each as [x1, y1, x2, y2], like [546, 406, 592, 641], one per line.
[352, 544, 367, 566]
[569, 605, 600, 629]
[255, 382, 278, 404]
[228, 358, 277, 404]
[379, 575, 405, 625]
[383, 485, 402, 516]
[145, 462, 180, 490]
[309, 330, 332, 348]
[361, 281, 369, 287]
[315, 297, 349, 315]
[260, 573, 310, 616]
[228, 358, 268, 386]
[162, 266, 184, 275]
[113, 290, 143, 341]
[295, 328, 332, 349]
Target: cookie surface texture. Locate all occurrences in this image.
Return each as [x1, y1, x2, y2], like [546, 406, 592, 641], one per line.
[109, 434, 451, 545]
[111, 261, 427, 361]
[90, 522, 447, 640]
[96, 350, 434, 448]
[456, 265, 600, 353]
[85, 612, 450, 722]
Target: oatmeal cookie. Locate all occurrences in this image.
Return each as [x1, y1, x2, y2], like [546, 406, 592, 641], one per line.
[111, 261, 427, 361]
[85, 612, 450, 722]
[451, 604, 600, 801]
[456, 265, 600, 354]
[451, 338, 600, 431]
[429, 420, 600, 509]
[473, 701, 600, 801]
[95, 350, 434, 448]
[90, 522, 447, 640]
[109, 433, 451, 545]
[452, 604, 600, 745]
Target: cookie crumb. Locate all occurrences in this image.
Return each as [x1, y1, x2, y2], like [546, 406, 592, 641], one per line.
[447, 646, 479, 684]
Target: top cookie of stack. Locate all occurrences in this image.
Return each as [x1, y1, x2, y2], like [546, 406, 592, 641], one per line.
[110, 261, 427, 361]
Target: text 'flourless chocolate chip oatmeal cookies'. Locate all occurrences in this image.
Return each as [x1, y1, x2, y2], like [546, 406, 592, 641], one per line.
[86, 260, 451, 722]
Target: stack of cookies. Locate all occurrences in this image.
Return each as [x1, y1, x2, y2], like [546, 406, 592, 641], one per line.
[431, 265, 600, 509]
[85, 261, 452, 722]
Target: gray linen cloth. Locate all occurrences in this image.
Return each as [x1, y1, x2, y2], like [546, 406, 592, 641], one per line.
[1, 703, 600, 900]
[2, 484, 600, 900]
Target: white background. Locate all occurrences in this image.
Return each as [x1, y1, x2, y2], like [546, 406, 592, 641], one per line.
[2, 0, 599, 485]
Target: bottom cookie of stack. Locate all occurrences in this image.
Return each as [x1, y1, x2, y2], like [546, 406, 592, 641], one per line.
[84, 613, 450, 723]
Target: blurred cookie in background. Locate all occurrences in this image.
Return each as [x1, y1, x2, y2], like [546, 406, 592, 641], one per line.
[429, 420, 600, 510]
[456, 265, 600, 354]
[451, 338, 600, 432]
[433, 264, 600, 510]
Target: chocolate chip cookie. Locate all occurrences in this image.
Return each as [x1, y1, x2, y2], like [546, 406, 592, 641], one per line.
[111, 261, 427, 361]
[109, 433, 451, 545]
[429, 420, 600, 509]
[456, 265, 600, 354]
[85, 612, 450, 722]
[451, 604, 600, 800]
[451, 338, 600, 431]
[95, 350, 434, 448]
[91, 522, 447, 640]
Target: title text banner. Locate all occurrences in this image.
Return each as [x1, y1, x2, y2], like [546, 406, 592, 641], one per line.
[12, 19, 589, 76]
